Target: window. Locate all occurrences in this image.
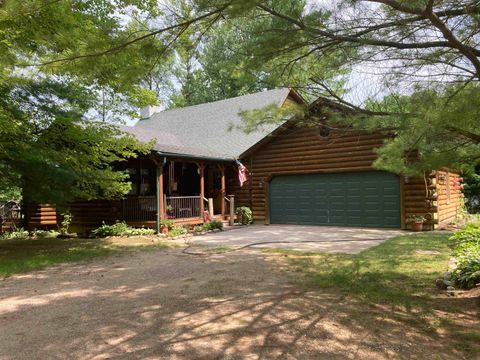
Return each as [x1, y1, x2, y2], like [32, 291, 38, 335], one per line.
[318, 125, 330, 138]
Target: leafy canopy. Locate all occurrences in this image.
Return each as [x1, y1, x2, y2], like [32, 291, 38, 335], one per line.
[0, 0, 164, 205]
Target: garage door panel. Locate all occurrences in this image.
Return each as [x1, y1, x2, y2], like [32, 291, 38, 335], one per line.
[269, 171, 401, 228]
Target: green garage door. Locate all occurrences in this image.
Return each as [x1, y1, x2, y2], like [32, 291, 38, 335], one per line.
[269, 171, 401, 228]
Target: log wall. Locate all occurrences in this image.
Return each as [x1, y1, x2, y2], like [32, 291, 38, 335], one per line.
[26, 204, 58, 230]
[436, 169, 463, 227]
[229, 124, 460, 229]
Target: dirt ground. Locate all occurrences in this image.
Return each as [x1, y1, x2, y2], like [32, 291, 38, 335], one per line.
[0, 247, 478, 359]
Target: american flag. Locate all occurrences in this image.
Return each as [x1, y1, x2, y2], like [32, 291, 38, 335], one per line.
[237, 161, 248, 187]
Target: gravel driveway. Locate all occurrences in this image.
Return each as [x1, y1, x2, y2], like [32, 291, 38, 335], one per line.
[0, 246, 472, 359]
[191, 224, 404, 253]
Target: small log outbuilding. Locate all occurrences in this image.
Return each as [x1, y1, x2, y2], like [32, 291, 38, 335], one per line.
[27, 88, 462, 233]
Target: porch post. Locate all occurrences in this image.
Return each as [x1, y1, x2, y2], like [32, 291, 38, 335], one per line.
[218, 164, 226, 220]
[156, 158, 166, 234]
[198, 162, 205, 218]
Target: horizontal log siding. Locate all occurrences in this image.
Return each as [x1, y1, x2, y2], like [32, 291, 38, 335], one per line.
[231, 126, 438, 228]
[436, 170, 463, 227]
[69, 200, 122, 235]
[27, 204, 58, 229]
[402, 178, 431, 230]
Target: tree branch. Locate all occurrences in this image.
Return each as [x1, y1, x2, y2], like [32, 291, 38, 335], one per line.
[23, 5, 229, 67]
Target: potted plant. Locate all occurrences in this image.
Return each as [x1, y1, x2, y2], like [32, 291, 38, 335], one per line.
[160, 219, 173, 234]
[235, 207, 253, 225]
[407, 214, 425, 232]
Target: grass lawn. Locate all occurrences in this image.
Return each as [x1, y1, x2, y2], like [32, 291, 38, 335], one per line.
[0, 236, 179, 278]
[267, 232, 480, 357]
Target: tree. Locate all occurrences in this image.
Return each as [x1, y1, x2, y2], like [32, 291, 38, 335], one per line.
[0, 0, 163, 205]
[14, 0, 480, 175]
[167, 0, 346, 107]
[189, 0, 480, 174]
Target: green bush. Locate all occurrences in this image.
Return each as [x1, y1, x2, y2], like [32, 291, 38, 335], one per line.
[168, 226, 187, 237]
[92, 222, 155, 237]
[32, 229, 59, 238]
[236, 206, 253, 225]
[59, 212, 73, 235]
[194, 220, 223, 233]
[450, 224, 480, 289]
[450, 223, 480, 247]
[160, 219, 174, 230]
[452, 244, 480, 289]
[0, 228, 29, 240]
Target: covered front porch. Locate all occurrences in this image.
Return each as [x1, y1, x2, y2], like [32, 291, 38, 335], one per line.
[120, 155, 236, 231]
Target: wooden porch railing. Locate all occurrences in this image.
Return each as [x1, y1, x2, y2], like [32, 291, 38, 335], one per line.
[123, 196, 156, 221]
[123, 195, 231, 223]
[165, 196, 201, 219]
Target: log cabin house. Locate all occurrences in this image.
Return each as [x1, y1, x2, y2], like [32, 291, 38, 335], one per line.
[27, 88, 463, 234]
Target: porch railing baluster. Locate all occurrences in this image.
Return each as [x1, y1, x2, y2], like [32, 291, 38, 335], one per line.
[123, 195, 202, 223]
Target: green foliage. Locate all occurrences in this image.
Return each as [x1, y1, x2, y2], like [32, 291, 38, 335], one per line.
[160, 219, 174, 231]
[452, 245, 480, 289]
[194, 220, 223, 233]
[463, 167, 480, 213]
[0, 228, 29, 240]
[450, 224, 480, 249]
[59, 212, 73, 235]
[236, 206, 252, 225]
[406, 214, 425, 224]
[184, 1, 478, 175]
[0, 0, 159, 206]
[0, 187, 21, 202]
[450, 225, 480, 289]
[339, 84, 479, 176]
[167, 0, 345, 108]
[92, 222, 155, 237]
[168, 226, 188, 237]
[32, 229, 60, 239]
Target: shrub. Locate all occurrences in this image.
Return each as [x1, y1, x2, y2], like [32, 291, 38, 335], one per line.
[0, 228, 29, 240]
[236, 206, 253, 225]
[450, 223, 480, 248]
[32, 229, 59, 238]
[450, 224, 480, 289]
[194, 220, 223, 233]
[451, 244, 480, 289]
[168, 226, 187, 237]
[59, 212, 73, 235]
[208, 220, 223, 230]
[92, 222, 155, 237]
[160, 219, 174, 230]
[122, 227, 155, 236]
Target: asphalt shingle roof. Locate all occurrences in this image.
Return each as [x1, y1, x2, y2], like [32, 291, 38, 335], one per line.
[120, 88, 292, 160]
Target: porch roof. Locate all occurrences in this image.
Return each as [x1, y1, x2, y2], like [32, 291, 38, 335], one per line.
[120, 88, 299, 161]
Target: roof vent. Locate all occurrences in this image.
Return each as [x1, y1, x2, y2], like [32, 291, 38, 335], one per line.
[140, 105, 162, 119]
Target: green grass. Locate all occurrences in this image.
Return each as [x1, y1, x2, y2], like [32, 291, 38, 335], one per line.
[267, 233, 454, 307]
[0, 237, 175, 278]
[267, 232, 480, 356]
